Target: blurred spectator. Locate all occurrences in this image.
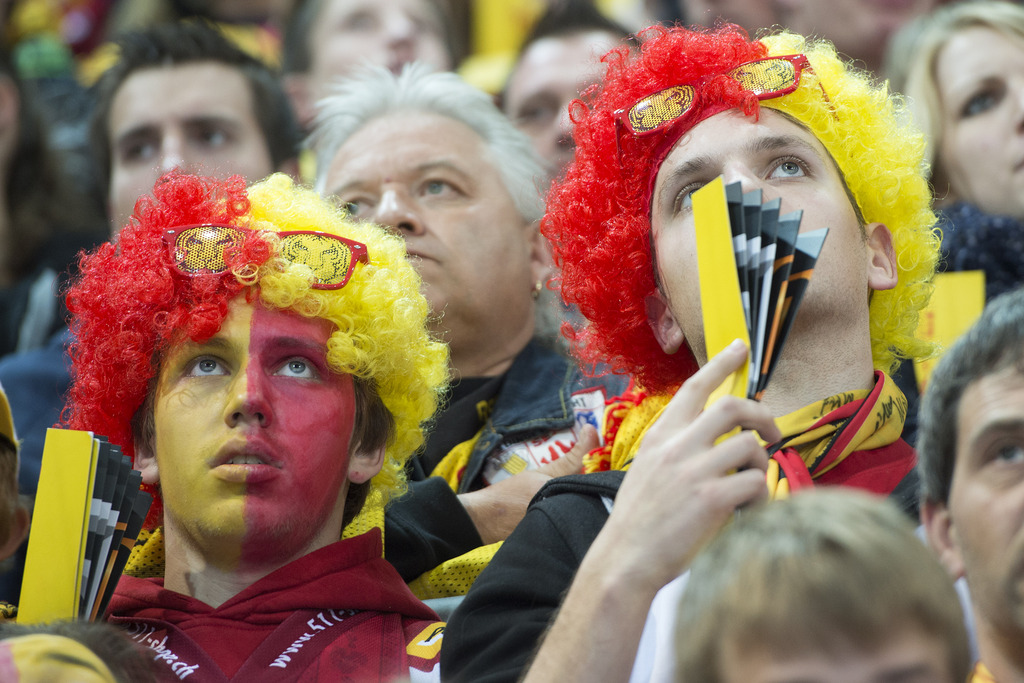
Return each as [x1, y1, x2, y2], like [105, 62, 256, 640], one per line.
[0, 48, 104, 358]
[776, 0, 939, 76]
[896, 0, 1024, 301]
[282, 0, 461, 129]
[501, 1, 632, 178]
[0, 621, 160, 682]
[670, 0, 780, 32]
[919, 286, 1024, 682]
[90, 20, 301, 233]
[675, 490, 970, 683]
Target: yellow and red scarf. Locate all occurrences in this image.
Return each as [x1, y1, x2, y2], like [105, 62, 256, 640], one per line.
[584, 371, 913, 499]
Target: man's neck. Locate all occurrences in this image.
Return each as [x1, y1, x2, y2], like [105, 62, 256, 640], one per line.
[449, 335, 532, 381]
[161, 519, 343, 609]
[162, 538, 277, 609]
[756, 335, 877, 418]
[978, 621, 1024, 683]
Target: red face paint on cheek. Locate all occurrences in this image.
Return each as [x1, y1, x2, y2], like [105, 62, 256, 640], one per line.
[238, 304, 358, 565]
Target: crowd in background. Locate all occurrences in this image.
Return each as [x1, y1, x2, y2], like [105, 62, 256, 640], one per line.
[0, 0, 1021, 680]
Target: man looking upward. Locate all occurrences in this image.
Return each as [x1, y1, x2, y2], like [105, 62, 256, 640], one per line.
[63, 171, 448, 681]
[443, 24, 938, 682]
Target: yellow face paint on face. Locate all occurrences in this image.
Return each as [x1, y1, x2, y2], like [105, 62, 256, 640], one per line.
[0, 634, 117, 683]
[151, 296, 359, 570]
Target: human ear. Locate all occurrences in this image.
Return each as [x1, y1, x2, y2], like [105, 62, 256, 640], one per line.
[134, 443, 160, 486]
[864, 222, 898, 292]
[527, 222, 554, 292]
[922, 500, 966, 580]
[347, 445, 385, 485]
[645, 289, 685, 354]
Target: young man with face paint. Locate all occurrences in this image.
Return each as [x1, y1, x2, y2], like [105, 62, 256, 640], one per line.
[442, 24, 939, 683]
[63, 172, 448, 682]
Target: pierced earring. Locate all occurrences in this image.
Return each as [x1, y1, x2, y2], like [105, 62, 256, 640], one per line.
[532, 280, 543, 300]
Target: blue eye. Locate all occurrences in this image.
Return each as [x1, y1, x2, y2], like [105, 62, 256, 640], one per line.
[770, 159, 806, 179]
[425, 180, 448, 195]
[187, 357, 227, 377]
[277, 358, 317, 379]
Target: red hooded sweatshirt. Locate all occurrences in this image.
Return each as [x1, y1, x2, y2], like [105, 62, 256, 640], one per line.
[107, 529, 444, 682]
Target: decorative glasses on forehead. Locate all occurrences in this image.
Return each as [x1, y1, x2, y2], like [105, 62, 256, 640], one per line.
[615, 54, 818, 138]
[164, 224, 369, 290]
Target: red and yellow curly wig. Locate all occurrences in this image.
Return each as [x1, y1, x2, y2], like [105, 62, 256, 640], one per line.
[543, 25, 938, 394]
[63, 172, 447, 527]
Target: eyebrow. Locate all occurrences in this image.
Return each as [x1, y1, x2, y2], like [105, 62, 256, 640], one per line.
[329, 158, 473, 196]
[965, 416, 1024, 454]
[114, 115, 240, 145]
[262, 335, 329, 358]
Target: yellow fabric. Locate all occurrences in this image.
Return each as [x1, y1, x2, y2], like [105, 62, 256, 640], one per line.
[583, 393, 669, 473]
[0, 601, 17, 621]
[408, 542, 503, 600]
[588, 374, 905, 501]
[970, 663, 997, 683]
[342, 489, 386, 541]
[404, 428, 499, 599]
[124, 527, 163, 579]
[431, 429, 486, 492]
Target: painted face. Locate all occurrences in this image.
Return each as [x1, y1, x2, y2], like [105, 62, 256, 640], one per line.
[146, 297, 371, 569]
[0, 634, 116, 683]
[323, 112, 542, 376]
[504, 31, 618, 176]
[941, 366, 1024, 662]
[647, 108, 891, 372]
[934, 26, 1024, 219]
[719, 628, 958, 683]
[107, 62, 275, 235]
[306, 0, 450, 98]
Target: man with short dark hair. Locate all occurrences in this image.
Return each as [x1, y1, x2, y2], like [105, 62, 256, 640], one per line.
[919, 287, 1024, 683]
[90, 20, 302, 233]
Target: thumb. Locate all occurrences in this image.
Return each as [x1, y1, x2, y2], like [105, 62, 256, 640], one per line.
[538, 425, 601, 478]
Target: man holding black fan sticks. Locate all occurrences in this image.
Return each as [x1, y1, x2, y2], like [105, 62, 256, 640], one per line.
[442, 23, 939, 683]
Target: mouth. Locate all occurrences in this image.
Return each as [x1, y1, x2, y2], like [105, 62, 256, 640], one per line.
[404, 249, 435, 264]
[211, 445, 282, 484]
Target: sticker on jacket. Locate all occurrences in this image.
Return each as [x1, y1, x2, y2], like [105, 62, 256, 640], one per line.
[481, 387, 607, 485]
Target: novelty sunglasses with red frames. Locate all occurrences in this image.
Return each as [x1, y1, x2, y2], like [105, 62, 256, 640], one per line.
[164, 224, 369, 290]
[615, 54, 821, 138]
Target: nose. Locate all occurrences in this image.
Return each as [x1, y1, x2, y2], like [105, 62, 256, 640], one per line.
[158, 134, 185, 174]
[373, 188, 426, 236]
[224, 369, 273, 429]
[383, 10, 417, 45]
